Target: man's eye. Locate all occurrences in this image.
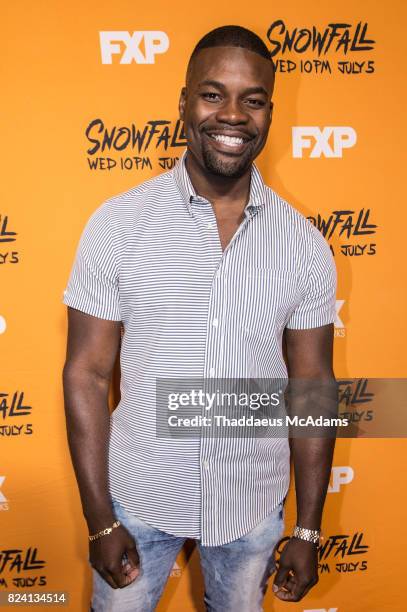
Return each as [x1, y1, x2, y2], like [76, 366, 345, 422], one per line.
[201, 92, 221, 101]
[246, 99, 266, 107]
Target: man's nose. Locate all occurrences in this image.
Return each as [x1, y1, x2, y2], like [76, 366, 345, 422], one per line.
[215, 98, 249, 124]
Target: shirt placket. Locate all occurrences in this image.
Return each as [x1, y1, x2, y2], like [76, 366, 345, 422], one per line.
[190, 196, 256, 545]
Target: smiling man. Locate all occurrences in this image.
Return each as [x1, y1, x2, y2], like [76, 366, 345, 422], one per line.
[63, 26, 337, 611]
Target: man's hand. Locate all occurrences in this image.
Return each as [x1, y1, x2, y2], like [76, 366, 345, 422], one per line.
[272, 538, 319, 601]
[89, 526, 140, 589]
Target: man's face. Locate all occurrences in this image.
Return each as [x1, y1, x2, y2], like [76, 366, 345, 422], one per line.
[179, 46, 274, 179]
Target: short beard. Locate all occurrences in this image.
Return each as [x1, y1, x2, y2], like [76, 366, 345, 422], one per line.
[201, 139, 256, 179]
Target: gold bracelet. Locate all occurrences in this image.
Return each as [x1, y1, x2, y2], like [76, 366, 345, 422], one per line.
[88, 520, 121, 542]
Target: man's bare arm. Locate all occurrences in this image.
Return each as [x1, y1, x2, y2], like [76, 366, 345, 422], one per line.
[63, 307, 139, 588]
[273, 323, 337, 602]
[286, 323, 337, 530]
[63, 307, 121, 531]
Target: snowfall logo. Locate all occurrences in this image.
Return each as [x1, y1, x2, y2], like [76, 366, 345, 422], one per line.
[0, 392, 33, 437]
[0, 392, 32, 419]
[337, 379, 374, 407]
[307, 209, 377, 257]
[267, 21, 376, 56]
[0, 214, 19, 265]
[267, 20, 376, 75]
[85, 118, 187, 172]
[0, 548, 45, 574]
[338, 379, 374, 425]
[0, 548, 47, 588]
[319, 532, 369, 574]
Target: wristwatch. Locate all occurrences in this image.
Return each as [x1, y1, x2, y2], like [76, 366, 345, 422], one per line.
[292, 525, 321, 545]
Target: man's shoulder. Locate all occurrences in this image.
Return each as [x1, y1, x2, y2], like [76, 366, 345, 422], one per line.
[101, 169, 176, 217]
[262, 185, 333, 265]
[263, 185, 315, 235]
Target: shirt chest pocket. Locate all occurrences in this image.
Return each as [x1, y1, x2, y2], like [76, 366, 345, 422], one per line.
[240, 269, 299, 335]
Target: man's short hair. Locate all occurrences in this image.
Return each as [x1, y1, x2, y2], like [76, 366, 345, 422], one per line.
[188, 25, 274, 73]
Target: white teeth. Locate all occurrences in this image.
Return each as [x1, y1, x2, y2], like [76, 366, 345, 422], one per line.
[210, 134, 245, 147]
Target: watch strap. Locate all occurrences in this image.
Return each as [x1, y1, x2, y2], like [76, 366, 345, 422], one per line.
[292, 525, 321, 545]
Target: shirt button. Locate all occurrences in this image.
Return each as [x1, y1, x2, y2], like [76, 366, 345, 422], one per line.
[207, 222, 216, 229]
[209, 368, 215, 377]
[212, 318, 219, 327]
[203, 460, 210, 470]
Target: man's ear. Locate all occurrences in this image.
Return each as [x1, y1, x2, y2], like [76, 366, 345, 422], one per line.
[269, 100, 274, 123]
[179, 87, 187, 121]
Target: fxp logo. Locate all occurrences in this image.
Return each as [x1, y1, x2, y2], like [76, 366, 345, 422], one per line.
[328, 466, 354, 493]
[335, 300, 345, 329]
[334, 300, 345, 338]
[292, 127, 357, 158]
[170, 561, 181, 577]
[0, 476, 9, 511]
[99, 31, 170, 64]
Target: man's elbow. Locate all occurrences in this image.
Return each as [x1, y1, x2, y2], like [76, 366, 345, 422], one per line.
[62, 360, 111, 395]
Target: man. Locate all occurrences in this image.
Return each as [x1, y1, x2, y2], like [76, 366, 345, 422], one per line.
[63, 25, 337, 611]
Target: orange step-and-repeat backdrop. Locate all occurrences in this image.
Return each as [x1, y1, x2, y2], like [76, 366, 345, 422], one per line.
[1, 1, 406, 610]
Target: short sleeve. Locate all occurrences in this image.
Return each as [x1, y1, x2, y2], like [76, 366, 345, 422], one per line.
[62, 204, 121, 321]
[286, 226, 337, 330]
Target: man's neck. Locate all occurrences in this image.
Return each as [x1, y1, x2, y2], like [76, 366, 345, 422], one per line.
[185, 151, 252, 208]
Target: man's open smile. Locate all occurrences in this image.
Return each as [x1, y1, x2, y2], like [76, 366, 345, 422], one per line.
[203, 130, 254, 154]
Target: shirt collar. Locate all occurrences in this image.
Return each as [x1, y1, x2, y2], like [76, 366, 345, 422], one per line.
[173, 149, 266, 214]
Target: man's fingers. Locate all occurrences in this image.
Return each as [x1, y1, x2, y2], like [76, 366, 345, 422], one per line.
[274, 588, 297, 601]
[121, 562, 140, 583]
[272, 566, 290, 591]
[274, 582, 302, 602]
[105, 559, 131, 589]
[289, 579, 307, 601]
[274, 577, 311, 602]
[90, 534, 141, 589]
[125, 546, 140, 569]
[123, 545, 140, 581]
[119, 569, 138, 587]
[98, 568, 119, 589]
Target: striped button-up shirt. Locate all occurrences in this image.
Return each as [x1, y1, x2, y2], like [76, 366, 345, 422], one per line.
[63, 150, 337, 546]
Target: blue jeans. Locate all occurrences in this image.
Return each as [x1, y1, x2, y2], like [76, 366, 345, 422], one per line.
[91, 497, 285, 612]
